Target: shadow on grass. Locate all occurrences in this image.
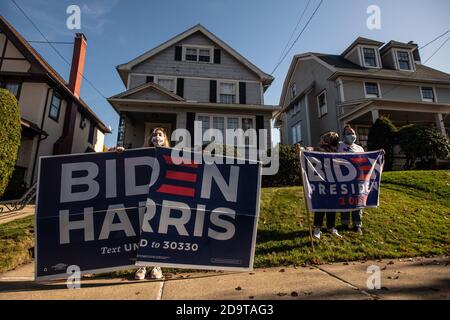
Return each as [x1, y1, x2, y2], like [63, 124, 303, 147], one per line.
[256, 229, 310, 243]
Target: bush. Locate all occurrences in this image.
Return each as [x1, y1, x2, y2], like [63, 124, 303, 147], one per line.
[0, 89, 22, 197]
[367, 116, 397, 171]
[262, 144, 300, 187]
[397, 125, 450, 170]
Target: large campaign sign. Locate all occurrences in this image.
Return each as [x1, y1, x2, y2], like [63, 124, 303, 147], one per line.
[136, 147, 261, 271]
[300, 150, 384, 212]
[35, 148, 160, 280]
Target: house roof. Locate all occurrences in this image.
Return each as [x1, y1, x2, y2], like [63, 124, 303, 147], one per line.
[380, 40, 417, 55]
[116, 24, 274, 87]
[110, 82, 185, 101]
[0, 15, 111, 133]
[341, 37, 385, 56]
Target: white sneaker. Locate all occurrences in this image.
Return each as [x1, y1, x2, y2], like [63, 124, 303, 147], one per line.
[328, 228, 342, 238]
[313, 227, 321, 239]
[150, 267, 163, 279]
[135, 267, 147, 280]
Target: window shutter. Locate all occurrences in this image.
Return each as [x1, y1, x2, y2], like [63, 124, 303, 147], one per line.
[239, 82, 247, 104]
[256, 115, 264, 149]
[176, 78, 184, 97]
[214, 49, 221, 64]
[209, 80, 217, 103]
[186, 112, 196, 147]
[174, 46, 182, 61]
[146, 76, 154, 83]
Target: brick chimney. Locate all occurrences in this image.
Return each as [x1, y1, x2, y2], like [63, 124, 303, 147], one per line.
[68, 33, 87, 97]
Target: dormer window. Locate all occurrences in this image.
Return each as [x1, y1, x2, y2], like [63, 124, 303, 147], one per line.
[362, 47, 378, 68]
[183, 46, 213, 63]
[397, 51, 412, 70]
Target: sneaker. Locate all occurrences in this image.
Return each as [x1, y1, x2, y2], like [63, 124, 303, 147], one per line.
[313, 227, 321, 239]
[150, 267, 163, 279]
[354, 226, 363, 235]
[135, 267, 147, 280]
[327, 228, 342, 238]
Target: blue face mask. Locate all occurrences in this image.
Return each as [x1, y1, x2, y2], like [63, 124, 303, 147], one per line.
[344, 134, 357, 145]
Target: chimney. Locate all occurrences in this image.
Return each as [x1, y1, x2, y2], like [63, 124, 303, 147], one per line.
[68, 33, 87, 98]
[408, 41, 421, 64]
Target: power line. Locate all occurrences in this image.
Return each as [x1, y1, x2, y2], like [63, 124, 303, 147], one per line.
[423, 36, 450, 64]
[10, 0, 107, 99]
[275, 0, 312, 67]
[28, 40, 73, 45]
[419, 29, 450, 50]
[271, 0, 324, 75]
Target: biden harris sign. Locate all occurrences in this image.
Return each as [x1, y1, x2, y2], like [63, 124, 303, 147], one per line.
[300, 150, 385, 212]
[35, 148, 261, 280]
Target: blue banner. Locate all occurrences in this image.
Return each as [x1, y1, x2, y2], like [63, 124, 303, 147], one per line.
[136, 147, 261, 271]
[35, 148, 158, 280]
[300, 150, 384, 212]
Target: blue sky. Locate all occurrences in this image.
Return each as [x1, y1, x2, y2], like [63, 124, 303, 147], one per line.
[1, 0, 449, 147]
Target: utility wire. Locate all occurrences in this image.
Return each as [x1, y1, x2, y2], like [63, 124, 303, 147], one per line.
[10, 0, 108, 99]
[28, 40, 73, 45]
[271, 0, 324, 75]
[419, 29, 450, 50]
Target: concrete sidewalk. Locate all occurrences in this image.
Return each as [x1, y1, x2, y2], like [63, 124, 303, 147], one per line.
[0, 256, 448, 300]
[0, 205, 35, 225]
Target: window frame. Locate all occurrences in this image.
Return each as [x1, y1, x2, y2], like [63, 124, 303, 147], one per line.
[361, 46, 380, 68]
[364, 82, 382, 98]
[420, 86, 437, 103]
[155, 76, 176, 93]
[182, 45, 214, 64]
[1, 81, 22, 100]
[395, 49, 414, 71]
[291, 122, 302, 144]
[316, 90, 328, 118]
[48, 92, 62, 122]
[217, 80, 239, 104]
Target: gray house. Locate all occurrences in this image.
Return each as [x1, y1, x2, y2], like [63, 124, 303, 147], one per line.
[275, 37, 450, 149]
[108, 24, 277, 149]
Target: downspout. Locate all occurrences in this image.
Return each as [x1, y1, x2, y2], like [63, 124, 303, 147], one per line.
[30, 85, 52, 185]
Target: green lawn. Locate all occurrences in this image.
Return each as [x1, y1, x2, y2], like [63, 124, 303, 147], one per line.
[0, 170, 449, 274]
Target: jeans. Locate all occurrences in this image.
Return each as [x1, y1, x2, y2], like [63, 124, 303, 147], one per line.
[341, 210, 362, 228]
[313, 212, 336, 229]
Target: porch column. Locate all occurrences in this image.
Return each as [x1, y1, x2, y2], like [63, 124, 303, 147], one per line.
[371, 109, 380, 124]
[434, 113, 446, 136]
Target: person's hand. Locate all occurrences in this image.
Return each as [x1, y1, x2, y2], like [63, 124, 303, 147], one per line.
[116, 146, 125, 153]
[380, 149, 386, 156]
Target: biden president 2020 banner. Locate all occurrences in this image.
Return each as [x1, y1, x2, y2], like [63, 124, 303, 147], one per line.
[35, 147, 261, 280]
[300, 150, 384, 212]
[136, 148, 261, 271]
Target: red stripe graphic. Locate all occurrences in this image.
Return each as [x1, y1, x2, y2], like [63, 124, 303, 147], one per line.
[157, 184, 195, 197]
[166, 170, 197, 182]
[358, 166, 373, 171]
[350, 158, 368, 164]
[163, 155, 199, 168]
[358, 173, 372, 181]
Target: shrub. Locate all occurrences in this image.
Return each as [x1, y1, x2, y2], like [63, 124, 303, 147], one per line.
[262, 144, 300, 187]
[367, 116, 397, 171]
[397, 124, 450, 170]
[0, 89, 22, 197]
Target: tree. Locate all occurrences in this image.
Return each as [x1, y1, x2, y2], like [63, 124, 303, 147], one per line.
[397, 124, 450, 170]
[367, 116, 397, 171]
[0, 89, 22, 197]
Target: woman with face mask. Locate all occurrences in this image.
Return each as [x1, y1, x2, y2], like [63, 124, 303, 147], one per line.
[338, 125, 364, 235]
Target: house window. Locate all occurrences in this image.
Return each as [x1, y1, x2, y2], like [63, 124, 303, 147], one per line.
[2, 82, 21, 99]
[197, 114, 255, 145]
[290, 83, 297, 99]
[184, 46, 212, 63]
[363, 48, 378, 67]
[317, 91, 327, 118]
[365, 82, 380, 98]
[421, 87, 436, 102]
[397, 51, 412, 70]
[356, 126, 370, 149]
[198, 115, 210, 139]
[48, 93, 62, 121]
[212, 116, 225, 137]
[88, 122, 96, 144]
[219, 82, 236, 104]
[157, 77, 175, 92]
[292, 122, 302, 143]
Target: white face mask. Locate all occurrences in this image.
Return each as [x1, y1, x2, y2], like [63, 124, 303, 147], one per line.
[151, 135, 165, 147]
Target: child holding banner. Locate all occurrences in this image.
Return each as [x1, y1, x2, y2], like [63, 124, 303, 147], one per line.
[114, 127, 170, 280]
[338, 125, 365, 235]
[312, 132, 342, 240]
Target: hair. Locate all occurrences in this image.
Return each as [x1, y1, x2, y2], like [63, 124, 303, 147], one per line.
[144, 127, 170, 147]
[320, 131, 340, 147]
[343, 124, 355, 136]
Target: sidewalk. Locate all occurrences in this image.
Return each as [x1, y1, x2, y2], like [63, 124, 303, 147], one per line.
[0, 205, 35, 225]
[0, 256, 448, 300]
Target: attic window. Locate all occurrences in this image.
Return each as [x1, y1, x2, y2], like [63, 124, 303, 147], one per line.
[397, 51, 412, 70]
[183, 46, 213, 63]
[362, 47, 378, 68]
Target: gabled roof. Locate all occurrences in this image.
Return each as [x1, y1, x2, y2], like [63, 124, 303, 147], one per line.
[116, 24, 274, 86]
[110, 82, 185, 101]
[380, 40, 417, 55]
[341, 37, 384, 57]
[0, 15, 110, 133]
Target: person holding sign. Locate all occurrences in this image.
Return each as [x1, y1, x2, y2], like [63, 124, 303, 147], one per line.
[338, 125, 364, 235]
[312, 132, 342, 240]
[115, 127, 170, 280]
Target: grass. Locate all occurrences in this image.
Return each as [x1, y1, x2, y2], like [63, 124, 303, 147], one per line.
[0, 171, 449, 274]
